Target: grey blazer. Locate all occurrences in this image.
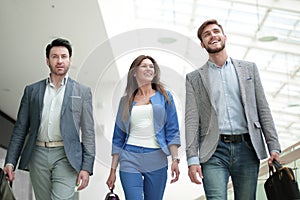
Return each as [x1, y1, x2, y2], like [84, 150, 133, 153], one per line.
[185, 58, 281, 163]
[5, 78, 95, 174]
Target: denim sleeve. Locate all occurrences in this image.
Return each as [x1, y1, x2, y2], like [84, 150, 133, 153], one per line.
[111, 99, 127, 155]
[164, 92, 181, 146]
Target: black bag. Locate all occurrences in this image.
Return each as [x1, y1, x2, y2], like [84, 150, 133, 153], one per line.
[105, 188, 120, 200]
[264, 160, 300, 200]
[0, 168, 16, 200]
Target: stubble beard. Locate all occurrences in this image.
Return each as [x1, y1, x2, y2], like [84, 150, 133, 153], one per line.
[206, 42, 226, 54]
[50, 65, 69, 77]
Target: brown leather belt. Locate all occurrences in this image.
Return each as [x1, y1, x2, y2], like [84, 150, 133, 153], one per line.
[220, 134, 250, 143]
[36, 141, 64, 147]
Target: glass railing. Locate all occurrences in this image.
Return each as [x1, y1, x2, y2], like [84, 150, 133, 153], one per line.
[255, 142, 300, 199]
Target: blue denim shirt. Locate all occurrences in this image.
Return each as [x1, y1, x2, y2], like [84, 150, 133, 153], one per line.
[111, 90, 181, 156]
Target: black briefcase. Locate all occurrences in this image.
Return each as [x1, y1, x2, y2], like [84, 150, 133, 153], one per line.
[264, 160, 300, 200]
[105, 188, 120, 200]
[0, 168, 16, 200]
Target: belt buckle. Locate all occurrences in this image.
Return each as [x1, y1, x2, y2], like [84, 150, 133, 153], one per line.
[223, 135, 232, 143]
[45, 142, 50, 148]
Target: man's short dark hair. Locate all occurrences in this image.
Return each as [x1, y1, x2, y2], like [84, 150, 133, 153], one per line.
[197, 19, 224, 42]
[46, 38, 72, 58]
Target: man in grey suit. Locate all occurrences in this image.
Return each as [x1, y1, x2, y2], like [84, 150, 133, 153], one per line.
[185, 19, 281, 200]
[3, 38, 95, 200]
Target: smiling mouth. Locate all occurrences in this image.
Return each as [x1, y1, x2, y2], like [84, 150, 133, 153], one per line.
[210, 40, 219, 44]
[144, 73, 153, 77]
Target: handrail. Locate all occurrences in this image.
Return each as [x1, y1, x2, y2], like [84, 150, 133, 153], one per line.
[280, 141, 300, 154]
[259, 147, 300, 177]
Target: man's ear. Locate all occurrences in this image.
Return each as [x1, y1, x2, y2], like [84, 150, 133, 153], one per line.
[200, 42, 204, 48]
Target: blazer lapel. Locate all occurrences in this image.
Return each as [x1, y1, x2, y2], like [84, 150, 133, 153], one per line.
[61, 78, 73, 115]
[198, 64, 217, 111]
[38, 80, 47, 119]
[232, 59, 247, 107]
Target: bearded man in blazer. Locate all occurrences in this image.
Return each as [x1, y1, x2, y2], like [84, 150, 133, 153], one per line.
[185, 19, 281, 200]
[3, 38, 95, 200]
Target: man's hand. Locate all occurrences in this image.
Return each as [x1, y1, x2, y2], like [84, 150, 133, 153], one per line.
[3, 164, 15, 182]
[76, 170, 90, 191]
[188, 164, 203, 184]
[268, 151, 280, 166]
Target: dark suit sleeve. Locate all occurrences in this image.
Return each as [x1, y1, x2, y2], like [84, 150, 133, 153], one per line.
[80, 87, 96, 174]
[5, 86, 31, 167]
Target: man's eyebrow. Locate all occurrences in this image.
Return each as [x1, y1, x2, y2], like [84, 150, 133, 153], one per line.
[203, 28, 221, 35]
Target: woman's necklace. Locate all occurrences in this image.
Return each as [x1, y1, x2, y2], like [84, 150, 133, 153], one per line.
[139, 90, 153, 100]
[141, 95, 148, 99]
[136, 91, 152, 102]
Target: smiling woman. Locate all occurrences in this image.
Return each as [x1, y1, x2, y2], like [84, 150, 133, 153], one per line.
[134, 58, 156, 92]
[106, 54, 181, 200]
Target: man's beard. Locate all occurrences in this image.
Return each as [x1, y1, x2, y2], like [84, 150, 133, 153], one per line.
[206, 42, 226, 54]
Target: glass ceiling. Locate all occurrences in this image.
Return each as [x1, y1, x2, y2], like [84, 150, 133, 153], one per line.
[99, 0, 300, 149]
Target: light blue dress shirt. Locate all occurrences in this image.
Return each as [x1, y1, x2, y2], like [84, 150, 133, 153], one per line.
[207, 57, 248, 135]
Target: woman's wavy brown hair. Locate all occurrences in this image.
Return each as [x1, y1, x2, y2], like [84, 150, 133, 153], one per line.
[122, 55, 171, 121]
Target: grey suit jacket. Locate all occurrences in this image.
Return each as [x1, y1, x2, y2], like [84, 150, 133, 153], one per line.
[185, 58, 281, 163]
[5, 78, 95, 174]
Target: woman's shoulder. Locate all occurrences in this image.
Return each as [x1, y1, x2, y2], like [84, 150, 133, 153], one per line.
[155, 89, 174, 104]
[163, 90, 173, 98]
[156, 89, 172, 95]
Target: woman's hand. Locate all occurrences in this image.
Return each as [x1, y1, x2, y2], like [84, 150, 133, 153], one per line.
[170, 159, 180, 183]
[106, 169, 116, 190]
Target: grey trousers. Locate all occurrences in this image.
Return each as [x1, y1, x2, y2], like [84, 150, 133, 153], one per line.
[28, 146, 78, 200]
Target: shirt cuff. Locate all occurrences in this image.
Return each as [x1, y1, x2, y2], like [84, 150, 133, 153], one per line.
[271, 150, 280, 154]
[187, 156, 200, 166]
[5, 163, 14, 170]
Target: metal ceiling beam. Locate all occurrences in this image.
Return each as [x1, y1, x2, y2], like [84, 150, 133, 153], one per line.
[230, 0, 300, 14]
[229, 35, 300, 56]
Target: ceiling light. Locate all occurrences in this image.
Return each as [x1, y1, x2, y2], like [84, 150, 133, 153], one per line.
[256, 31, 278, 42]
[287, 103, 300, 107]
[258, 35, 278, 42]
[157, 37, 177, 44]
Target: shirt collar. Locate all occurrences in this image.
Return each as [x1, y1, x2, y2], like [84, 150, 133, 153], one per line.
[207, 57, 232, 69]
[46, 74, 68, 86]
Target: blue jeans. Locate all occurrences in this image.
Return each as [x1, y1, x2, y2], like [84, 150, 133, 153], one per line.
[119, 144, 168, 200]
[201, 139, 260, 200]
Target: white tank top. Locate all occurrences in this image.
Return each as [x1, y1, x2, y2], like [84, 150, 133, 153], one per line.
[127, 104, 160, 148]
